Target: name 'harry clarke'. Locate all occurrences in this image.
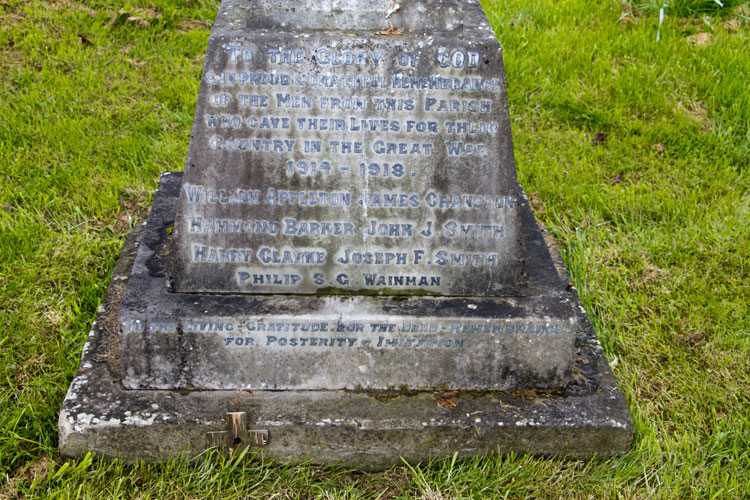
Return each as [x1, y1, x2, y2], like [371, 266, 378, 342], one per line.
[192, 245, 500, 268]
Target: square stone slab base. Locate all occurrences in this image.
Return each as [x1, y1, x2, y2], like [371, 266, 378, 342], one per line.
[59, 173, 633, 470]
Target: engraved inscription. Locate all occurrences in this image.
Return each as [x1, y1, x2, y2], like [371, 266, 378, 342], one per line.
[171, 26, 525, 295]
[122, 318, 572, 342]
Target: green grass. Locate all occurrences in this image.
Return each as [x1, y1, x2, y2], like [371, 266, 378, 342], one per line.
[1, 0, 748, 497]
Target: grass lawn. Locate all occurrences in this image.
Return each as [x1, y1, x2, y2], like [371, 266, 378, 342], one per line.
[1, 0, 748, 497]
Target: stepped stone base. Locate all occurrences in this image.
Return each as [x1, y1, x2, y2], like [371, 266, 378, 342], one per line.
[58, 172, 633, 470]
[119, 173, 578, 392]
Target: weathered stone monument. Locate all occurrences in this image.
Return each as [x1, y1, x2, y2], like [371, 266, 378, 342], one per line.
[60, 0, 632, 468]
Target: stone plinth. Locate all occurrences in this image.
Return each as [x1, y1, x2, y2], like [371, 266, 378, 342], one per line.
[121, 173, 576, 391]
[59, 173, 633, 469]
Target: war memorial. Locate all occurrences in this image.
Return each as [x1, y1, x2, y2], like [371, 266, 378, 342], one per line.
[59, 0, 632, 468]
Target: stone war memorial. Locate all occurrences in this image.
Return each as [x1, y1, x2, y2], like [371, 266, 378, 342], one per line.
[59, 0, 633, 469]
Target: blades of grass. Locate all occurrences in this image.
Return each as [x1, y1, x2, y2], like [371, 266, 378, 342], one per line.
[657, 4, 667, 41]
[50, 462, 70, 481]
[400, 457, 438, 498]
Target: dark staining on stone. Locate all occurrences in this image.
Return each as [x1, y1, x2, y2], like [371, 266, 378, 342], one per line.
[362, 388, 421, 402]
[176, 323, 192, 388]
[145, 218, 171, 279]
